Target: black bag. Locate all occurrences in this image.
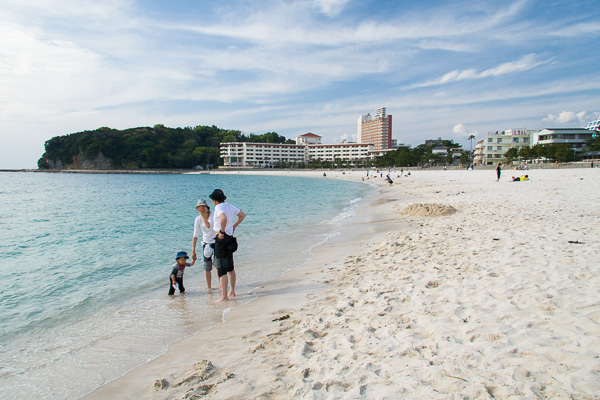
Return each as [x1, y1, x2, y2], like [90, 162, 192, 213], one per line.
[228, 236, 238, 253]
[215, 235, 238, 257]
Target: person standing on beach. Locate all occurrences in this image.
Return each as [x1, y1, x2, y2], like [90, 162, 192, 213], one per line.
[209, 189, 246, 302]
[496, 163, 502, 182]
[192, 199, 216, 290]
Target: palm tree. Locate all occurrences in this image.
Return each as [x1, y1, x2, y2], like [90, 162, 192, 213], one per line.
[468, 135, 476, 164]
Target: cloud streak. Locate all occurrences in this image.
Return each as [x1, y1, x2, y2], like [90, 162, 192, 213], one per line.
[0, 0, 599, 169]
[409, 54, 551, 88]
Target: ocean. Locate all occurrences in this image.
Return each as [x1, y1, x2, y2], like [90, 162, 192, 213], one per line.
[0, 171, 369, 399]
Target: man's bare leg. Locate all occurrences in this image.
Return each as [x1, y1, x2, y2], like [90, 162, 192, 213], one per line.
[216, 274, 228, 302]
[228, 270, 236, 298]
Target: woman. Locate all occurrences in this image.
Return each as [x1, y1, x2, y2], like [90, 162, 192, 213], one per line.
[192, 199, 216, 290]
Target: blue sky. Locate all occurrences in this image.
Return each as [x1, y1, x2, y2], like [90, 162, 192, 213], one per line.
[1, 0, 599, 169]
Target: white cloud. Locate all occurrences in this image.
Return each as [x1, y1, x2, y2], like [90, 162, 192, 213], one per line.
[412, 54, 550, 88]
[543, 110, 590, 125]
[1, 0, 599, 169]
[550, 22, 600, 37]
[314, 0, 350, 17]
[337, 132, 357, 143]
[452, 123, 478, 138]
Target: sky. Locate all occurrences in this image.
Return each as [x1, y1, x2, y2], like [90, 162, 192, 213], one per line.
[1, 0, 599, 169]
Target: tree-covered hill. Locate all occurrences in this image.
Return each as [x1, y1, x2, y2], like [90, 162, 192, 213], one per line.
[38, 124, 292, 170]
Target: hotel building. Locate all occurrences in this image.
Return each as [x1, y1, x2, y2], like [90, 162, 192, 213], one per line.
[479, 128, 595, 165]
[473, 140, 485, 165]
[481, 129, 535, 165]
[532, 128, 595, 149]
[220, 133, 374, 168]
[357, 107, 392, 150]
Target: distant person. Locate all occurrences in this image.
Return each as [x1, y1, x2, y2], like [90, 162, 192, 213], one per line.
[169, 251, 195, 295]
[192, 199, 216, 290]
[512, 175, 529, 182]
[209, 189, 246, 302]
[496, 163, 502, 182]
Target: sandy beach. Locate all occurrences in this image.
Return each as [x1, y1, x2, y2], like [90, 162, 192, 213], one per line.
[85, 167, 600, 400]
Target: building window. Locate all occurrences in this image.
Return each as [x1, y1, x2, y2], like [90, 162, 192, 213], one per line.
[497, 138, 503, 143]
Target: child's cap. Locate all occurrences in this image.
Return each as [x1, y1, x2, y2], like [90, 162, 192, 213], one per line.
[196, 199, 209, 208]
[175, 251, 189, 260]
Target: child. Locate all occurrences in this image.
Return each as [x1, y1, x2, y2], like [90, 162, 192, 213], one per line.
[169, 251, 195, 295]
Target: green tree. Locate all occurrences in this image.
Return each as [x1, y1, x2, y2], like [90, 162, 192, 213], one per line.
[518, 146, 533, 162]
[586, 134, 600, 151]
[38, 124, 262, 170]
[468, 134, 476, 156]
[460, 152, 469, 165]
[504, 147, 519, 163]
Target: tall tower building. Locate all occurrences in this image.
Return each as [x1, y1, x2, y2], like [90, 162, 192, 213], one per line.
[357, 107, 392, 150]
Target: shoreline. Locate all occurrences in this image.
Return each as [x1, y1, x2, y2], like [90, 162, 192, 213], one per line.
[88, 168, 600, 399]
[1, 159, 598, 175]
[83, 170, 405, 399]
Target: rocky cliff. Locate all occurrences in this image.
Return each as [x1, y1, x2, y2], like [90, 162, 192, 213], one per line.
[43, 152, 114, 170]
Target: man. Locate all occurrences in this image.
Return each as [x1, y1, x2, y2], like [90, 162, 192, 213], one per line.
[209, 189, 246, 302]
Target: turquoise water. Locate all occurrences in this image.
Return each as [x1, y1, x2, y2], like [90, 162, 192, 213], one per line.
[0, 172, 367, 399]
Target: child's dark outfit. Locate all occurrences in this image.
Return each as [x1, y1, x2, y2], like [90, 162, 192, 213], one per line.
[169, 262, 191, 295]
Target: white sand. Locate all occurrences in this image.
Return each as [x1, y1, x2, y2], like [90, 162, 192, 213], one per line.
[85, 168, 600, 399]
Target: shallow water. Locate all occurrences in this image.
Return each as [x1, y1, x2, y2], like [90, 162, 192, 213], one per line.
[0, 172, 367, 399]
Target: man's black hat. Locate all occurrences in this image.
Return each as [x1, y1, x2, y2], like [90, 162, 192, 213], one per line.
[209, 189, 226, 202]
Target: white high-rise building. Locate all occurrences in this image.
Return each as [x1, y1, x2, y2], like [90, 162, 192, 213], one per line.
[357, 113, 371, 144]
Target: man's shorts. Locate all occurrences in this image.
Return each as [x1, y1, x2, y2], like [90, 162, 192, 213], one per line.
[215, 253, 234, 277]
[202, 242, 215, 271]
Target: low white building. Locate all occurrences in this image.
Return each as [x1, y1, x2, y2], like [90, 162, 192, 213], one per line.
[220, 142, 306, 168]
[307, 143, 373, 164]
[220, 133, 374, 168]
[481, 129, 536, 165]
[296, 132, 322, 145]
[533, 128, 595, 149]
[473, 140, 484, 165]
[431, 145, 448, 155]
